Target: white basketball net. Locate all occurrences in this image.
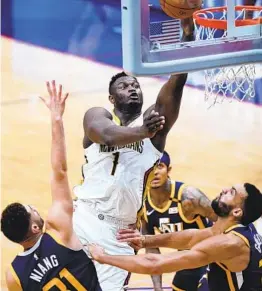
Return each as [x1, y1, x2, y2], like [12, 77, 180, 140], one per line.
[194, 6, 261, 106]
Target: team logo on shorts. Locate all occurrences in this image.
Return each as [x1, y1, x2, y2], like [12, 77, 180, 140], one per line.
[98, 214, 104, 220]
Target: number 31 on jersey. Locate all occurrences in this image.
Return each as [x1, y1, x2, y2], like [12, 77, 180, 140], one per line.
[43, 268, 87, 291]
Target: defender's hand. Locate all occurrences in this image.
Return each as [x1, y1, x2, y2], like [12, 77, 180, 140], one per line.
[117, 228, 145, 251]
[39, 80, 69, 118]
[141, 110, 165, 138]
[88, 244, 106, 263]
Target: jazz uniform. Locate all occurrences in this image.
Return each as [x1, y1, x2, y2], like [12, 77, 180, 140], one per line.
[73, 112, 162, 291]
[144, 180, 212, 291]
[10, 231, 101, 291]
[198, 223, 262, 291]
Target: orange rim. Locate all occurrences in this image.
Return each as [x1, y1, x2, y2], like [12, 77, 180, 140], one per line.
[193, 5, 262, 30]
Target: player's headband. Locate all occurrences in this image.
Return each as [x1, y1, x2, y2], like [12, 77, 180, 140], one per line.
[159, 151, 171, 167]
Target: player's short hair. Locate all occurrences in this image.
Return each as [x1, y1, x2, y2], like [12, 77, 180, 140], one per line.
[1, 203, 31, 243]
[109, 71, 137, 94]
[240, 183, 262, 225]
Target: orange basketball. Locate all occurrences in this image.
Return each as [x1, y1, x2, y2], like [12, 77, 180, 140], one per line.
[160, 0, 202, 19]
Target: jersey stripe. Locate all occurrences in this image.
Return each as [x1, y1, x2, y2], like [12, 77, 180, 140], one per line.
[198, 273, 208, 288]
[216, 263, 237, 291]
[143, 203, 148, 223]
[195, 216, 206, 229]
[172, 284, 186, 291]
[224, 224, 244, 233]
[230, 230, 250, 248]
[111, 110, 121, 125]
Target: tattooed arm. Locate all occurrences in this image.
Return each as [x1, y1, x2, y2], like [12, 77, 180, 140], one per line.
[181, 186, 217, 222]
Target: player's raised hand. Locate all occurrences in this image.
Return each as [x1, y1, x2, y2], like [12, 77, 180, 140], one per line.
[117, 228, 145, 251]
[39, 80, 69, 118]
[141, 110, 165, 138]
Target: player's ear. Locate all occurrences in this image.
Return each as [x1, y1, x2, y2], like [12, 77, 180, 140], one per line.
[109, 95, 115, 105]
[168, 166, 172, 174]
[31, 223, 40, 234]
[232, 207, 243, 220]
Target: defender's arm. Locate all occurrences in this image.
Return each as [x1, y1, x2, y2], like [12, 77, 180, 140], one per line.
[118, 226, 213, 251]
[6, 268, 22, 291]
[40, 81, 73, 241]
[144, 227, 214, 250]
[92, 233, 248, 275]
[142, 219, 163, 291]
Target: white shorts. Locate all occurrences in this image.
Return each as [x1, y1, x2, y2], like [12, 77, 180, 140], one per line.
[254, 217, 262, 236]
[73, 199, 134, 291]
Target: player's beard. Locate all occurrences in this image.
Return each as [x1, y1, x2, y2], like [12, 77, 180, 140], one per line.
[114, 93, 143, 116]
[211, 197, 233, 218]
[118, 102, 143, 115]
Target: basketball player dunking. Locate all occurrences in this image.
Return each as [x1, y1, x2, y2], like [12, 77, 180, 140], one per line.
[72, 17, 195, 291]
[1, 81, 101, 291]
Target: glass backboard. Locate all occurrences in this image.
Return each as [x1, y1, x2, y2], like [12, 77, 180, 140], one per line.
[121, 0, 262, 76]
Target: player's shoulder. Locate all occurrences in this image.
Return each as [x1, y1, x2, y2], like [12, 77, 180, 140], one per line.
[84, 107, 112, 120]
[223, 229, 250, 251]
[44, 228, 83, 251]
[195, 231, 244, 252]
[225, 225, 254, 246]
[172, 180, 185, 190]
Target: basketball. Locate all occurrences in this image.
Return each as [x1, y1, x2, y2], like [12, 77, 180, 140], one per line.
[160, 0, 202, 19]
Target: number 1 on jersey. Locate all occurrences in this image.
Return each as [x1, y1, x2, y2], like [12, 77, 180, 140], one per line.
[111, 152, 120, 176]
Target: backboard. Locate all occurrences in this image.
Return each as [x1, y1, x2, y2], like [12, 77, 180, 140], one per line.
[121, 0, 262, 76]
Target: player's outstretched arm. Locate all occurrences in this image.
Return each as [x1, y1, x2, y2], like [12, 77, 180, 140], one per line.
[6, 269, 22, 291]
[117, 226, 213, 251]
[181, 186, 218, 222]
[83, 107, 165, 147]
[39, 80, 73, 241]
[149, 17, 194, 152]
[142, 220, 163, 291]
[90, 233, 248, 275]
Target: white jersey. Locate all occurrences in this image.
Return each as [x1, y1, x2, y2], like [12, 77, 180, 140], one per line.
[74, 112, 162, 224]
[254, 217, 262, 236]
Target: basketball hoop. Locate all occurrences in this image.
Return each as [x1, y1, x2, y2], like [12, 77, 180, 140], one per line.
[193, 5, 262, 106]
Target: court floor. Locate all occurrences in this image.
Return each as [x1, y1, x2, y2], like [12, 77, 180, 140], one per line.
[1, 37, 262, 290]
